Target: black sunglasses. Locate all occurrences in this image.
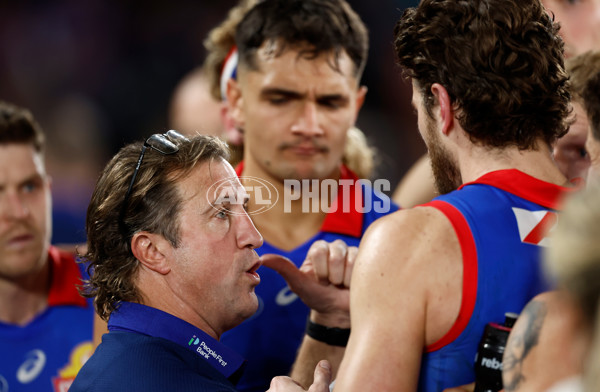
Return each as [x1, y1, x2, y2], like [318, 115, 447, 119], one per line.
[119, 130, 189, 233]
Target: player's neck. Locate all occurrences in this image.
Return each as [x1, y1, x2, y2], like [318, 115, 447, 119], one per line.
[0, 263, 50, 325]
[459, 140, 568, 186]
[252, 203, 326, 251]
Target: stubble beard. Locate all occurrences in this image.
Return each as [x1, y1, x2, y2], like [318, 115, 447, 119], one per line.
[425, 117, 462, 195]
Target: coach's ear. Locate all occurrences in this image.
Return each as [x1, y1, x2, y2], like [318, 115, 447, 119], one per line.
[131, 231, 171, 275]
[431, 83, 454, 136]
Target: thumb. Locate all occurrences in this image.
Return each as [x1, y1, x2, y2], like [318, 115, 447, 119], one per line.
[308, 360, 332, 392]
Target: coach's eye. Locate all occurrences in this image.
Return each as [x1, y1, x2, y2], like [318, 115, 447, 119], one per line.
[216, 208, 229, 219]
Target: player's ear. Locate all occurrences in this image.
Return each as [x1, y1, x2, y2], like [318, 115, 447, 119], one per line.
[353, 85, 368, 122]
[226, 78, 245, 129]
[221, 102, 244, 146]
[431, 83, 454, 136]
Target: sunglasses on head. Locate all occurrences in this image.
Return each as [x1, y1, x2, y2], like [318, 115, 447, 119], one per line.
[119, 130, 189, 235]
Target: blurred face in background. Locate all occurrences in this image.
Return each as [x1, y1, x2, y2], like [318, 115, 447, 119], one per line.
[169, 71, 225, 139]
[585, 127, 600, 181]
[542, 0, 600, 58]
[0, 143, 51, 281]
[553, 101, 591, 180]
[543, 0, 600, 180]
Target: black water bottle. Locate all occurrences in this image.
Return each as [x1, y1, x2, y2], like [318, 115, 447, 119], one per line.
[473, 313, 518, 392]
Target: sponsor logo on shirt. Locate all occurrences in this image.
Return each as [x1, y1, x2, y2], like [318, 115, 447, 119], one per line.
[275, 285, 298, 306]
[196, 341, 228, 367]
[0, 375, 8, 392]
[17, 349, 46, 384]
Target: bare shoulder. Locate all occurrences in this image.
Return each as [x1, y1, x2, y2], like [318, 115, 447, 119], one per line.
[357, 205, 459, 273]
[503, 290, 586, 392]
[352, 205, 464, 344]
[337, 206, 462, 390]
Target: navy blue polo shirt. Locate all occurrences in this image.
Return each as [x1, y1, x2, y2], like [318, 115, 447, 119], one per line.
[70, 302, 245, 392]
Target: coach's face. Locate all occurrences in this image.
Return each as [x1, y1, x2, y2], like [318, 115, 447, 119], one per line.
[165, 158, 263, 336]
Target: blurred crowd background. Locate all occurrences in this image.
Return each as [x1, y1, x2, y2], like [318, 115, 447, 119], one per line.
[0, 0, 420, 244]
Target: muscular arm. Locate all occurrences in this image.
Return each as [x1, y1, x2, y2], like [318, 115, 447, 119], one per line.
[266, 207, 462, 392]
[502, 291, 587, 392]
[290, 326, 347, 388]
[261, 241, 355, 388]
[333, 207, 462, 391]
[502, 298, 547, 392]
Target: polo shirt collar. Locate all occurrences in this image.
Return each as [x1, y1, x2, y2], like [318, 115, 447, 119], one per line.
[108, 302, 245, 380]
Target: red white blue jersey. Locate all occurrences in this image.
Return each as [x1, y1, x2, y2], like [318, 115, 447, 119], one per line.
[221, 163, 399, 392]
[0, 246, 94, 392]
[418, 170, 574, 392]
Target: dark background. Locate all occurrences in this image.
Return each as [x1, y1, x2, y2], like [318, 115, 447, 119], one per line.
[0, 0, 422, 243]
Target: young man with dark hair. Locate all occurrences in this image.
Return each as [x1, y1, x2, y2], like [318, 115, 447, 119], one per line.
[221, 1, 397, 390]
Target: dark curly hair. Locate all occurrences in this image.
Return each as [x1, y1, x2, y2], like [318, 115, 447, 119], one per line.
[236, 0, 368, 79]
[82, 134, 230, 320]
[394, 0, 571, 149]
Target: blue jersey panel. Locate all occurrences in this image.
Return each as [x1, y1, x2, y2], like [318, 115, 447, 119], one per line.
[0, 305, 94, 392]
[418, 181, 560, 392]
[0, 249, 94, 392]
